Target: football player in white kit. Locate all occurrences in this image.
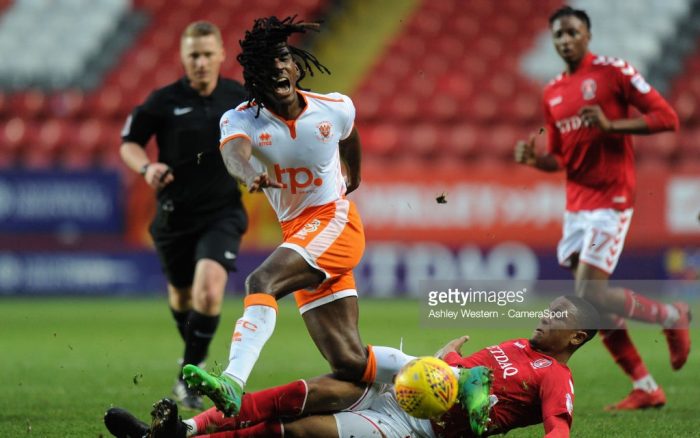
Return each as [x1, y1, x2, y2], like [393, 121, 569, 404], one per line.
[181, 16, 492, 427]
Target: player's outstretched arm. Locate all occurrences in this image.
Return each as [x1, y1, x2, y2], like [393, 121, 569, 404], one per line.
[221, 136, 283, 193]
[435, 335, 470, 360]
[543, 414, 571, 438]
[339, 127, 362, 194]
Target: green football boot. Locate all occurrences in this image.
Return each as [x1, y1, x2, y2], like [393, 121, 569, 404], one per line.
[457, 366, 493, 436]
[182, 364, 243, 417]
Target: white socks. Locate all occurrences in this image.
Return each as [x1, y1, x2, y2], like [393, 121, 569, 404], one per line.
[372, 346, 464, 384]
[183, 419, 196, 437]
[224, 303, 277, 387]
[372, 346, 415, 384]
[633, 374, 659, 393]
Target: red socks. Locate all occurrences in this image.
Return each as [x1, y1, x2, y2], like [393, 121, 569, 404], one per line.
[194, 380, 307, 432]
[198, 420, 283, 438]
[599, 316, 649, 380]
[622, 289, 668, 324]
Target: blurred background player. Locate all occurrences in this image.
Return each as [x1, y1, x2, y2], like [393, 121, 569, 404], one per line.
[514, 6, 691, 410]
[105, 295, 598, 438]
[181, 15, 457, 419]
[119, 21, 248, 410]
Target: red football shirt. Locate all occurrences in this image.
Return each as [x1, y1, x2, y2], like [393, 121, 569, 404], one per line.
[543, 52, 678, 211]
[431, 339, 574, 437]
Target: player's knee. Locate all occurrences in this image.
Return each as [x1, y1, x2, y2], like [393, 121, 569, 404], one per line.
[192, 287, 223, 314]
[328, 350, 367, 382]
[245, 268, 275, 293]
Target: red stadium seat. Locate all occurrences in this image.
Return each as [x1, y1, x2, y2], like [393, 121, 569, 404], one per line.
[447, 124, 480, 159]
[10, 90, 48, 120]
[424, 94, 459, 122]
[23, 118, 72, 169]
[360, 124, 401, 157]
[480, 125, 520, 160]
[387, 95, 420, 122]
[403, 123, 439, 158]
[48, 90, 86, 119]
[1, 117, 35, 156]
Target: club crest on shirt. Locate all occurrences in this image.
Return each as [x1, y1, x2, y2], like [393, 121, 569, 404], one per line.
[581, 79, 597, 100]
[316, 121, 333, 143]
[531, 358, 552, 369]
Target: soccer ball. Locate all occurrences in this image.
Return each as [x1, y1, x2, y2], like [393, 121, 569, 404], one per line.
[394, 356, 458, 419]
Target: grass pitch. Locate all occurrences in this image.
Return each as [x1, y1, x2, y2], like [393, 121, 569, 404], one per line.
[2, 297, 698, 437]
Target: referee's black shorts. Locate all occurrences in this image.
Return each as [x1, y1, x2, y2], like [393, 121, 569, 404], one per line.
[150, 207, 247, 289]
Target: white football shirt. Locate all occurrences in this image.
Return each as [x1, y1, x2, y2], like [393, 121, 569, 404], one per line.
[220, 90, 355, 221]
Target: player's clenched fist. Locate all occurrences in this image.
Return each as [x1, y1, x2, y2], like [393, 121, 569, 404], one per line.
[514, 134, 537, 166]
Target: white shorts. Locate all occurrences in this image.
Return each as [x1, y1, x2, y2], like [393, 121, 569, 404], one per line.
[334, 390, 436, 438]
[557, 208, 633, 274]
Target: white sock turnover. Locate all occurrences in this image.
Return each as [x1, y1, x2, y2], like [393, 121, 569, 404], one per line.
[224, 304, 277, 387]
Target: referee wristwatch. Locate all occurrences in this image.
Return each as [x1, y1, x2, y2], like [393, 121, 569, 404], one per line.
[139, 163, 151, 176]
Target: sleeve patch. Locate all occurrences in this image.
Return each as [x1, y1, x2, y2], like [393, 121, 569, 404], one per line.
[631, 74, 651, 94]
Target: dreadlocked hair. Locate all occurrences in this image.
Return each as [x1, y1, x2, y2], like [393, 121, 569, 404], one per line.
[237, 15, 330, 116]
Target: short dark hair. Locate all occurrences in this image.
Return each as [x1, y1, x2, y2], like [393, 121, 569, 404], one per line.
[237, 16, 330, 115]
[549, 6, 591, 31]
[563, 295, 600, 347]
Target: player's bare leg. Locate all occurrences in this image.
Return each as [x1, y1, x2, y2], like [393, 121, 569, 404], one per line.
[283, 416, 340, 438]
[575, 263, 671, 410]
[302, 296, 368, 381]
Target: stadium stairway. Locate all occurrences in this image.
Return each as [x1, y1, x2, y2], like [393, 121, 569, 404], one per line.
[302, 0, 421, 94]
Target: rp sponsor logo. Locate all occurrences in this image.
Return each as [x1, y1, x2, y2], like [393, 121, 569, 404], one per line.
[274, 164, 323, 194]
[259, 132, 272, 146]
[316, 121, 333, 142]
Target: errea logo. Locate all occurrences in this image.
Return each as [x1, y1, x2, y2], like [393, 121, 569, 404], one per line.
[259, 132, 272, 146]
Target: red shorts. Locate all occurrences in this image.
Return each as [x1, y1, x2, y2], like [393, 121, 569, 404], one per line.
[280, 199, 365, 313]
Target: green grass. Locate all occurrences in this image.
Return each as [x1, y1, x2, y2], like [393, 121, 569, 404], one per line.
[2, 297, 698, 437]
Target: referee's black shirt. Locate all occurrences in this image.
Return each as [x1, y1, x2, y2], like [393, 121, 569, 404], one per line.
[122, 76, 247, 215]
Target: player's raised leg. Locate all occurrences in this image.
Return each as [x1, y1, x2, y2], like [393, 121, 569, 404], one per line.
[184, 246, 324, 415]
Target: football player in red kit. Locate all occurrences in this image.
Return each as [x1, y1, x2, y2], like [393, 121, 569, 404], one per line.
[105, 296, 599, 438]
[514, 6, 690, 410]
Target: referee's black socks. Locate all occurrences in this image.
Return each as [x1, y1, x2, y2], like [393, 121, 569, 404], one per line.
[170, 307, 190, 342]
[182, 310, 221, 370]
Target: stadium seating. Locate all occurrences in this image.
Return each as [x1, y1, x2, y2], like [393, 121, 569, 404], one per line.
[0, 0, 329, 171]
[0, 0, 697, 171]
[354, 0, 560, 161]
[355, 0, 695, 167]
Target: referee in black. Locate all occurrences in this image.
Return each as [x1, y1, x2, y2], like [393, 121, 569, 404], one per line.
[119, 21, 247, 410]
